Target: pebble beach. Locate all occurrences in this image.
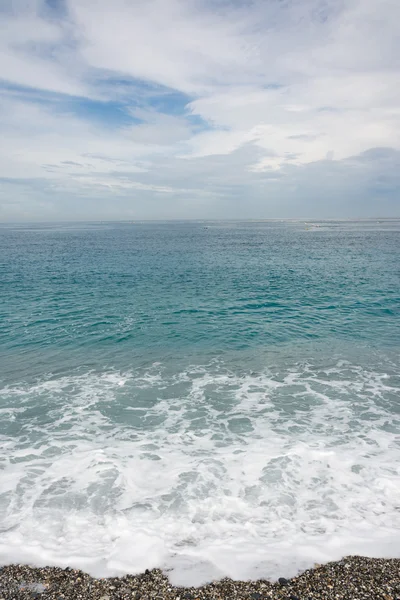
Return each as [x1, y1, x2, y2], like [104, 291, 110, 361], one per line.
[1, 556, 399, 600]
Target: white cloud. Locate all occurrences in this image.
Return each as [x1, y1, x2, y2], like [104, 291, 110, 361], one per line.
[68, 0, 262, 96]
[0, 2, 88, 97]
[123, 109, 194, 146]
[0, 0, 399, 219]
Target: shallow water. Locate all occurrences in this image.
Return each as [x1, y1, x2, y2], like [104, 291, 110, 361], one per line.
[0, 220, 399, 584]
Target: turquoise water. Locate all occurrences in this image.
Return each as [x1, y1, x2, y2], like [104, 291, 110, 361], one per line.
[0, 220, 399, 584]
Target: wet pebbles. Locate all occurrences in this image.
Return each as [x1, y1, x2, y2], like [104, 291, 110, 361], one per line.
[1, 556, 399, 600]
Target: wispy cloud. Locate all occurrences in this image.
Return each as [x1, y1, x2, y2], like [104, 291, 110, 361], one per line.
[0, 0, 399, 219]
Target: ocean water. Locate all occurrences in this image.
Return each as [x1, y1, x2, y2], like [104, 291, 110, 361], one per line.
[0, 220, 399, 585]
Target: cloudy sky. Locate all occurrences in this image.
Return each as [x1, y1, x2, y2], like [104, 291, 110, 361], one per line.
[0, 0, 399, 220]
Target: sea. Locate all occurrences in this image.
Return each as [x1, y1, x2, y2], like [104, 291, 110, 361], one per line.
[0, 219, 399, 585]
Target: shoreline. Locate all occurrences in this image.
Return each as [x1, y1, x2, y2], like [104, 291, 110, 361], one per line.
[1, 556, 399, 600]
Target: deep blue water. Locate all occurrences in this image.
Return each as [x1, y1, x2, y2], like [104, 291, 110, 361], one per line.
[0, 220, 399, 583]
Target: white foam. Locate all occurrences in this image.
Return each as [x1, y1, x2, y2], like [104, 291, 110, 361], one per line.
[0, 360, 400, 585]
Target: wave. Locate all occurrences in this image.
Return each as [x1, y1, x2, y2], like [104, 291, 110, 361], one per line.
[0, 360, 399, 585]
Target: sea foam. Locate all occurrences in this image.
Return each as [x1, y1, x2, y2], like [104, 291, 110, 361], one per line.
[0, 360, 399, 585]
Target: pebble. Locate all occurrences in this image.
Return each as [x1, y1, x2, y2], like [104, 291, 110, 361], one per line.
[0, 556, 399, 599]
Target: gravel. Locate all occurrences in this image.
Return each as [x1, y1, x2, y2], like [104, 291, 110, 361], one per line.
[0, 556, 399, 600]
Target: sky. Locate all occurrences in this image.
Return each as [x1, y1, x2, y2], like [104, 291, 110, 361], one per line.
[0, 0, 399, 221]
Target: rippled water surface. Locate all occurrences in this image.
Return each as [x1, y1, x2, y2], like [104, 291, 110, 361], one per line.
[0, 220, 399, 584]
